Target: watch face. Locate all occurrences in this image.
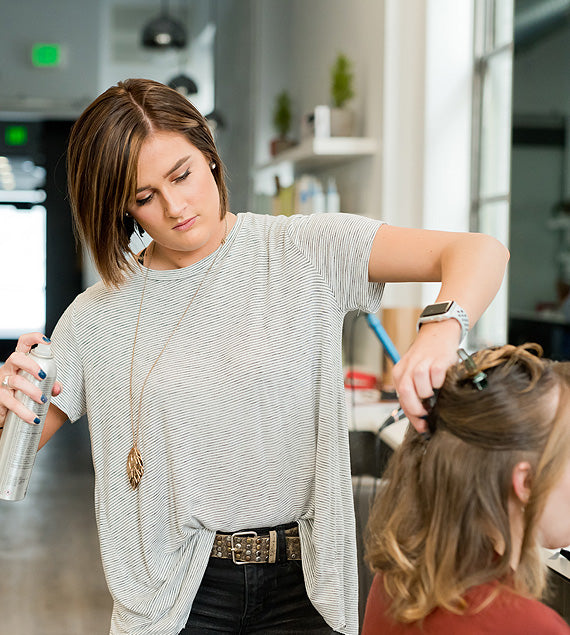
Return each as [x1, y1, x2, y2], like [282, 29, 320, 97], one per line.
[420, 301, 454, 318]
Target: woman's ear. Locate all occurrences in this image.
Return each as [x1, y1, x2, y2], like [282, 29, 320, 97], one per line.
[512, 461, 532, 505]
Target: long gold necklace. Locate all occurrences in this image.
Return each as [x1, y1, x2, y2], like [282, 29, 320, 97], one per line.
[127, 217, 229, 490]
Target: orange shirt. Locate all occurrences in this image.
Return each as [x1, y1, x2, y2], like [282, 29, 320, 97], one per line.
[362, 573, 570, 635]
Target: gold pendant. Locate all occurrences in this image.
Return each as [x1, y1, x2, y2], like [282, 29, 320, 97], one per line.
[127, 445, 144, 490]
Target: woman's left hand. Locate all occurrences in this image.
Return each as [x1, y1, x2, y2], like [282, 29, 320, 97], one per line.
[391, 320, 461, 433]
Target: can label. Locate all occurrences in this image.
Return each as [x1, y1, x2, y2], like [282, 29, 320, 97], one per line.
[0, 347, 57, 501]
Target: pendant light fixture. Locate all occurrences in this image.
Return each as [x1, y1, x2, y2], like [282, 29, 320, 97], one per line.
[142, 0, 187, 49]
[168, 73, 198, 97]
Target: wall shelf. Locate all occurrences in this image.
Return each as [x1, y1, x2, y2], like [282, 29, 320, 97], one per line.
[256, 136, 378, 170]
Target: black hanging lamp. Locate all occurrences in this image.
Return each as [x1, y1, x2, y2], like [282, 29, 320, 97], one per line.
[205, 109, 226, 132]
[142, 0, 187, 49]
[168, 73, 198, 96]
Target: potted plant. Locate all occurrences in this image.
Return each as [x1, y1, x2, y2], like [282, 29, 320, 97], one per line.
[270, 91, 296, 156]
[330, 53, 355, 136]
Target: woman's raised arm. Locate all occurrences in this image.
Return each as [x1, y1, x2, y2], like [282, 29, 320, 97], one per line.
[368, 225, 510, 431]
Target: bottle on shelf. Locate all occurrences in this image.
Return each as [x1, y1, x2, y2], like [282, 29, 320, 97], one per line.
[313, 179, 326, 213]
[326, 178, 341, 213]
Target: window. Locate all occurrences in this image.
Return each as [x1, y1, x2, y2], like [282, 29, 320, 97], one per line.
[470, 0, 514, 347]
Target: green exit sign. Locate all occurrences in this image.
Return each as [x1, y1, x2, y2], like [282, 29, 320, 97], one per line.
[5, 125, 28, 146]
[31, 43, 63, 68]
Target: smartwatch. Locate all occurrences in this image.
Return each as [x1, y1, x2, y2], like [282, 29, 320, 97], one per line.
[417, 301, 469, 342]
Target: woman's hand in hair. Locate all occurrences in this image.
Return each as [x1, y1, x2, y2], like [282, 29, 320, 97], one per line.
[391, 320, 461, 432]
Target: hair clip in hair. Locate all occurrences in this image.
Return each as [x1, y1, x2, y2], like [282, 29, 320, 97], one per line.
[424, 390, 439, 412]
[457, 348, 488, 390]
[418, 388, 440, 440]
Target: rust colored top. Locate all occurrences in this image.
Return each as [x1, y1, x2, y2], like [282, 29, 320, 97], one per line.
[362, 573, 570, 635]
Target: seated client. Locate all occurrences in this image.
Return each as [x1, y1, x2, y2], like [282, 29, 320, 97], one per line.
[363, 343, 570, 634]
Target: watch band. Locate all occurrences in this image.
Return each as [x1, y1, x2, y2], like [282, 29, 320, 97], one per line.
[417, 301, 469, 342]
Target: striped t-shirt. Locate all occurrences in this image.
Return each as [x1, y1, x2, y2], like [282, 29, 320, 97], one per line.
[51, 211, 384, 635]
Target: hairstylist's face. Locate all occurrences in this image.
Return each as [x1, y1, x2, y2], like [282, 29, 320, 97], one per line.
[128, 131, 222, 268]
[536, 459, 570, 549]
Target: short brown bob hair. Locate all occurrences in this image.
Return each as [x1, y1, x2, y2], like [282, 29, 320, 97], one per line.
[67, 78, 229, 287]
[366, 343, 570, 623]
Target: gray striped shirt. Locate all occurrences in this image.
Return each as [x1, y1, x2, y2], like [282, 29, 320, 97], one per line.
[51, 212, 384, 634]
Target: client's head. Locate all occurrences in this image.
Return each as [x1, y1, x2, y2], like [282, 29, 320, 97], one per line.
[366, 343, 570, 623]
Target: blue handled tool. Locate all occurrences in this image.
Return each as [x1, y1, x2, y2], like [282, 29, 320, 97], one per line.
[365, 313, 400, 364]
[364, 313, 406, 433]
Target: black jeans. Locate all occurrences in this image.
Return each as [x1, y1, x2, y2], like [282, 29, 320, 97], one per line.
[180, 525, 339, 634]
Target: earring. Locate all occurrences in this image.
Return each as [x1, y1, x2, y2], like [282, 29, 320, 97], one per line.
[210, 161, 216, 170]
[125, 211, 131, 217]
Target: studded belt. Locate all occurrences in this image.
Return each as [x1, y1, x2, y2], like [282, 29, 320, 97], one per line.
[210, 527, 301, 564]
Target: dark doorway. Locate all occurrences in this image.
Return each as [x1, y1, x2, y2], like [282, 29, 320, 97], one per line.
[0, 119, 81, 361]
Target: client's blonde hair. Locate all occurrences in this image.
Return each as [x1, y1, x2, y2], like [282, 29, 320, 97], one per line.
[365, 343, 570, 623]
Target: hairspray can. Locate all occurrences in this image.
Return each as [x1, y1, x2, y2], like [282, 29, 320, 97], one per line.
[0, 342, 57, 501]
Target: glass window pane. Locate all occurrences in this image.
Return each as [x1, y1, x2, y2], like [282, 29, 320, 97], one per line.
[480, 198, 510, 249]
[480, 50, 513, 198]
[509, 144, 563, 314]
[474, 0, 490, 56]
[493, 0, 514, 49]
[471, 200, 510, 347]
[0, 205, 46, 338]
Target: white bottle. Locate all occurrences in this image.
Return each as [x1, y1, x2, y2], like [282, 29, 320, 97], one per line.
[296, 175, 312, 215]
[313, 179, 326, 213]
[0, 342, 57, 501]
[326, 178, 341, 213]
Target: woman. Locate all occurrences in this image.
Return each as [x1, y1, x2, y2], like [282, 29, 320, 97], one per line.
[363, 344, 570, 634]
[0, 79, 508, 635]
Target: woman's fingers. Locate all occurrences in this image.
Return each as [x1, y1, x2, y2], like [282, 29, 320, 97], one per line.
[411, 360, 438, 401]
[0, 378, 60, 428]
[2, 374, 46, 405]
[406, 414, 428, 434]
[4, 351, 47, 383]
[4, 333, 52, 382]
[391, 326, 460, 433]
[0, 377, 42, 425]
[0, 389, 41, 425]
[13, 332, 50, 354]
[428, 358, 449, 391]
[393, 373, 428, 432]
[0, 333, 54, 427]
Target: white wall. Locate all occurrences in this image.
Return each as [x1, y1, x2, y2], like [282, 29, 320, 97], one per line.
[250, 0, 386, 372]
[0, 0, 215, 118]
[0, 0, 102, 115]
[251, 0, 384, 222]
[250, 0, 473, 277]
[249, 0, 475, 371]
